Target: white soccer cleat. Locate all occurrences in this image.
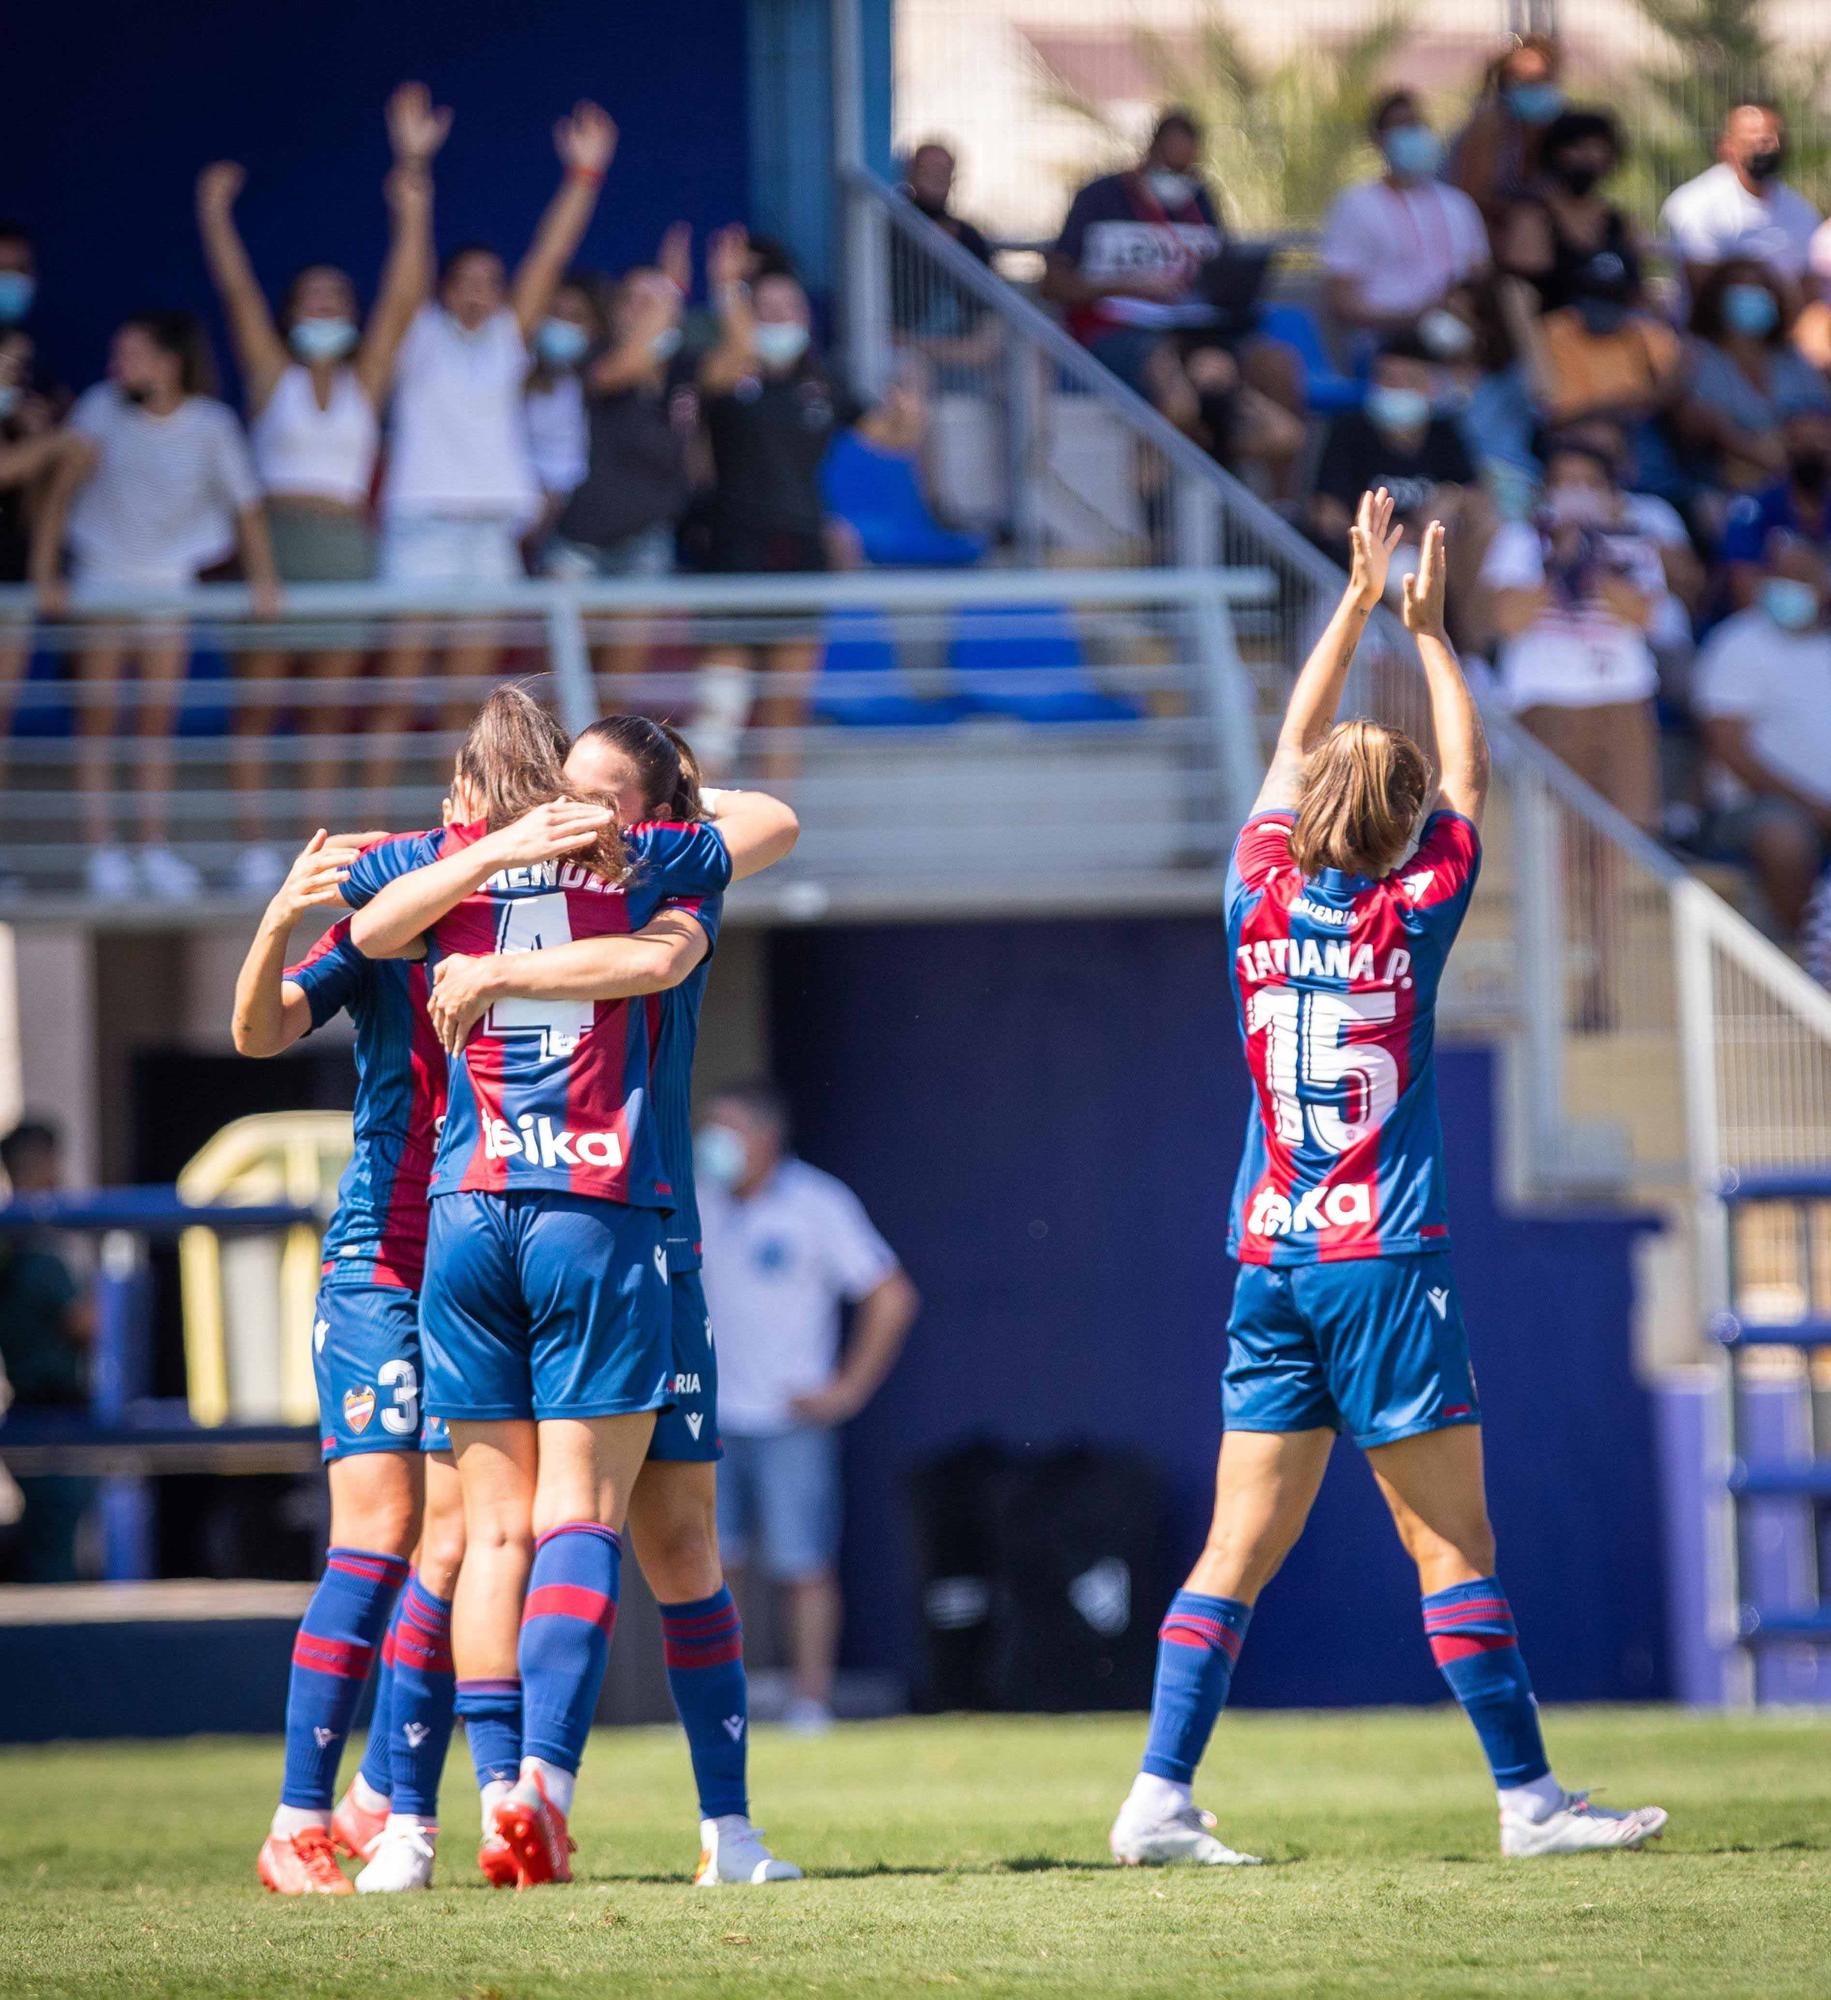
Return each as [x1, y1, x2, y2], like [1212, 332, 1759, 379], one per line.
[694, 1815, 804, 1885]
[1109, 1796, 1262, 1867]
[1499, 1790, 1668, 1858]
[355, 1820, 438, 1892]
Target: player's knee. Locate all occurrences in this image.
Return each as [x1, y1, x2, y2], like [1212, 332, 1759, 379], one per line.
[416, 1520, 468, 1599]
[639, 1515, 722, 1602]
[329, 1462, 421, 1557]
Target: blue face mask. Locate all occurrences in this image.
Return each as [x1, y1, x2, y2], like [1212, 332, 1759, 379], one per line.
[1504, 82, 1565, 125]
[650, 325, 683, 363]
[1723, 282, 1780, 338]
[1761, 576, 1819, 632]
[1366, 383, 1432, 435]
[694, 1123, 749, 1192]
[537, 318, 590, 369]
[753, 321, 810, 369]
[0, 272, 33, 324]
[1382, 124, 1443, 179]
[289, 317, 357, 363]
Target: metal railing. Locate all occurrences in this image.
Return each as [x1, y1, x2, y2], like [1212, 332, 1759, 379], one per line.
[0, 567, 1270, 921]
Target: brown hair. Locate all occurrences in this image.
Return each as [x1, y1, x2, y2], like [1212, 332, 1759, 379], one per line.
[573, 713, 704, 822]
[1292, 721, 1431, 878]
[453, 683, 628, 882]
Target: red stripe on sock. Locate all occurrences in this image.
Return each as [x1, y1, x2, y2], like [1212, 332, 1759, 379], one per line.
[1429, 1631, 1518, 1665]
[1161, 1618, 1242, 1660]
[292, 1633, 375, 1678]
[663, 1637, 744, 1669]
[658, 1607, 740, 1638]
[522, 1583, 618, 1633]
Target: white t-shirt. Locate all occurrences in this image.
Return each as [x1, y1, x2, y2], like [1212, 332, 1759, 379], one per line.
[1693, 605, 1831, 810]
[1318, 177, 1489, 318]
[698, 1157, 900, 1435]
[523, 374, 588, 498]
[382, 305, 538, 523]
[1660, 163, 1820, 279]
[67, 386, 260, 584]
[1622, 492, 1694, 653]
[1480, 517, 1663, 709]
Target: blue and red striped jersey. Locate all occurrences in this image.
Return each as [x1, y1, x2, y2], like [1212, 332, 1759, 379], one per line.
[344, 819, 732, 1207]
[649, 889, 723, 1271]
[1223, 808, 1480, 1265]
[284, 917, 447, 1291]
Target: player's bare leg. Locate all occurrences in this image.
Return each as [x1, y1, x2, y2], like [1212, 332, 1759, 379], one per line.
[1111, 1428, 1333, 1867]
[1371, 1426, 1666, 1855]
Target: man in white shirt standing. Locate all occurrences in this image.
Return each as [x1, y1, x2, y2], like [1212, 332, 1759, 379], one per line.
[696, 1083, 920, 1733]
[1320, 91, 1490, 344]
[1661, 102, 1821, 295]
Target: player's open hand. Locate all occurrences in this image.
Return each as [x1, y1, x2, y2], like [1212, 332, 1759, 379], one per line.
[1402, 518, 1449, 639]
[1348, 486, 1405, 611]
[485, 798, 617, 869]
[428, 952, 498, 1056]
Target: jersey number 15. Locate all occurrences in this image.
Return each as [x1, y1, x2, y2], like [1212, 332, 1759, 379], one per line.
[1245, 987, 1398, 1155]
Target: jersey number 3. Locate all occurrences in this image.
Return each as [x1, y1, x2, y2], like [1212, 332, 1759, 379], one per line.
[489, 893, 594, 1058]
[1246, 988, 1398, 1154]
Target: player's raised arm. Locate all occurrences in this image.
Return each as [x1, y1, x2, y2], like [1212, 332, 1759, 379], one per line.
[700, 786, 800, 879]
[232, 831, 379, 1055]
[1252, 487, 1403, 814]
[346, 800, 616, 958]
[1404, 518, 1490, 828]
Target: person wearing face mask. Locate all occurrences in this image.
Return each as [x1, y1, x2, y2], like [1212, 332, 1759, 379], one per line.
[694, 1083, 919, 1735]
[1693, 541, 1831, 933]
[1498, 109, 1638, 315]
[1720, 410, 1831, 609]
[0, 226, 38, 337]
[196, 84, 450, 887]
[1677, 258, 1831, 496]
[1319, 92, 1490, 341]
[1479, 440, 1665, 827]
[1661, 102, 1821, 300]
[1519, 243, 1682, 442]
[1446, 34, 1566, 242]
[521, 274, 604, 567]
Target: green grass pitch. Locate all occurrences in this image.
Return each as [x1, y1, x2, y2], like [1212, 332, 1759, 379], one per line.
[3, 1707, 1828, 1998]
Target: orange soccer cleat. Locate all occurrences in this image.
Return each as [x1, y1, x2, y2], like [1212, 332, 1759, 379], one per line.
[330, 1782, 390, 1862]
[492, 1773, 575, 1888]
[477, 1830, 519, 1888]
[258, 1826, 354, 1895]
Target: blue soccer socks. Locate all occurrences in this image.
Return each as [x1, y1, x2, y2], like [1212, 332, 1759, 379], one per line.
[518, 1522, 622, 1775]
[1140, 1591, 1253, 1786]
[280, 1548, 409, 1811]
[1422, 1577, 1552, 1788]
[660, 1588, 749, 1820]
[355, 1592, 404, 1802]
[387, 1574, 456, 1818]
[457, 1676, 524, 1794]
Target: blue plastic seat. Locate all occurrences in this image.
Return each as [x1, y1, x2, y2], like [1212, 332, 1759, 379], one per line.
[1259, 300, 1366, 414]
[820, 431, 984, 569]
[814, 609, 962, 729]
[947, 605, 1140, 724]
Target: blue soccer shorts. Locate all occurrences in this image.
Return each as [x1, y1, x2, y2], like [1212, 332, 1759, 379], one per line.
[312, 1278, 424, 1462]
[419, 1412, 452, 1455]
[1222, 1252, 1480, 1450]
[420, 1191, 672, 1424]
[648, 1268, 721, 1464]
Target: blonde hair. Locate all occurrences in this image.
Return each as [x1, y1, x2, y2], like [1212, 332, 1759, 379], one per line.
[453, 683, 628, 883]
[1292, 720, 1431, 878]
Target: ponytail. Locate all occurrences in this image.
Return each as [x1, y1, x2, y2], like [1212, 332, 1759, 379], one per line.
[1291, 720, 1431, 879]
[453, 684, 628, 882]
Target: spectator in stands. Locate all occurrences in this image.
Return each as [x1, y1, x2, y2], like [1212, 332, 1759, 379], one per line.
[1515, 235, 1682, 445]
[697, 225, 860, 775]
[1661, 102, 1820, 297]
[1042, 108, 1304, 497]
[821, 368, 983, 569]
[1719, 408, 1831, 608]
[1309, 336, 1490, 641]
[1693, 540, 1831, 932]
[1480, 437, 1664, 828]
[1677, 258, 1831, 498]
[195, 82, 448, 879]
[522, 273, 602, 561]
[370, 99, 615, 774]
[28, 311, 280, 899]
[1319, 92, 1489, 342]
[1498, 109, 1638, 316]
[1446, 33, 1567, 240]
[0, 1116, 93, 1584]
[897, 141, 994, 274]
[0, 225, 37, 335]
[696, 1082, 919, 1734]
[892, 141, 999, 378]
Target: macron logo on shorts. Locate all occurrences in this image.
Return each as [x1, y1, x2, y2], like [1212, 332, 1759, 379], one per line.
[483, 1114, 623, 1171]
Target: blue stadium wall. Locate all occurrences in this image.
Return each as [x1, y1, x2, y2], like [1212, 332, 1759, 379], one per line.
[14, 0, 893, 393]
[769, 919, 1670, 1707]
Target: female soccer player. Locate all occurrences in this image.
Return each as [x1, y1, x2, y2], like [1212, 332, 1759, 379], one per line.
[344, 690, 791, 1888]
[1109, 491, 1668, 1865]
[426, 716, 803, 1885]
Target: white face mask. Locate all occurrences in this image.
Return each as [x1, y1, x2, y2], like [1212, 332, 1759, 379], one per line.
[753, 321, 810, 369]
[1146, 170, 1195, 207]
[694, 1123, 749, 1190]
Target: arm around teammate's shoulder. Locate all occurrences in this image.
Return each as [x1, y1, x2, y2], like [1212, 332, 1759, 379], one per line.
[232, 831, 373, 1055]
[1404, 518, 1489, 829]
[701, 787, 799, 880]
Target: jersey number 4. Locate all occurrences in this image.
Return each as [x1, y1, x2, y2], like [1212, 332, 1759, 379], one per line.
[489, 893, 594, 1058]
[1245, 988, 1398, 1154]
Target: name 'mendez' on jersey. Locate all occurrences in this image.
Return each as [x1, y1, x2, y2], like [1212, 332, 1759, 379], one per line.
[343, 819, 731, 1207]
[1223, 806, 1480, 1265]
[284, 917, 448, 1291]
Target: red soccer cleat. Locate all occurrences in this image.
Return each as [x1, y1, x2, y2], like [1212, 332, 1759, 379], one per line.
[330, 1783, 389, 1862]
[493, 1773, 575, 1888]
[477, 1830, 519, 1888]
[258, 1826, 354, 1895]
